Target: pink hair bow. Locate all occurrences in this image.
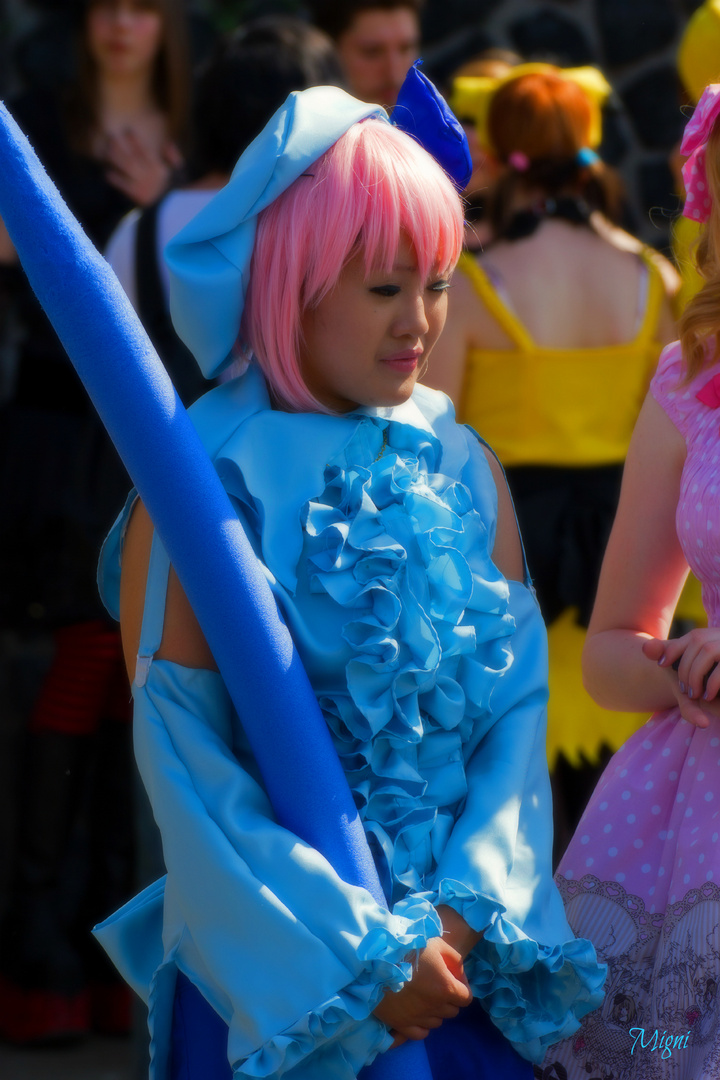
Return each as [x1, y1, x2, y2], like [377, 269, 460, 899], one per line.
[681, 83, 720, 223]
[697, 371, 720, 408]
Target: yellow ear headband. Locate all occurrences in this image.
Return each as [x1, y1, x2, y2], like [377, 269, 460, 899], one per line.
[677, 0, 720, 106]
[449, 63, 612, 154]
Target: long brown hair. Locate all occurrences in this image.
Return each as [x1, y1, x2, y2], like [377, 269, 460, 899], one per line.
[486, 71, 623, 232]
[680, 122, 720, 379]
[67, 0, 190, 153]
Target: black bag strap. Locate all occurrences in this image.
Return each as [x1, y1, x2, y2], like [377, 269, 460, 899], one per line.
[134, 201, 208, 407]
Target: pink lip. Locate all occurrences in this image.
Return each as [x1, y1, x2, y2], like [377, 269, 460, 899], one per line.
[381, 349, 422, 372]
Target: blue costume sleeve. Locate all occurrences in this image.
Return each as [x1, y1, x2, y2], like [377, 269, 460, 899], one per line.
[429, 583, 605, 1062]
[419, 429, 606, 1061]
[94, 388, 605, 1076]
[94, 514, 441, 1080]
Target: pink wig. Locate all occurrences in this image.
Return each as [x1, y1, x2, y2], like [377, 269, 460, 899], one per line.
[241, 118, 464, 413]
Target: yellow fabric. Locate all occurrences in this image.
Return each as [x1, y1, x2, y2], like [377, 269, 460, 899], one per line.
[671, 213, 704, 316]
[677, 0, 720, 105]
[450, 64, 611, 154]
[457, 250, 665, 466]
[457, 252, 666, 763]
[675, 572, 707, 625]
[546, 609, 646, 767]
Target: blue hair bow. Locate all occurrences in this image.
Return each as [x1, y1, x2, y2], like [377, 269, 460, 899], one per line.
[392, 62, 472, 191]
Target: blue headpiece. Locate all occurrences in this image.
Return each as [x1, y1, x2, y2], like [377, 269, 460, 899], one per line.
[392, 62, 472, 191]
[167, 67, 471, 380]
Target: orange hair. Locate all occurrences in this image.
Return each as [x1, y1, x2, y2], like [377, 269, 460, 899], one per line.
[488, 71, 592, 162]
[485, 70, 622, 229]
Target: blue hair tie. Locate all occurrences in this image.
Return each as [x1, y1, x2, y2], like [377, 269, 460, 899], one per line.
[392, 61, 472, 190]
[576, 146, 600, 167]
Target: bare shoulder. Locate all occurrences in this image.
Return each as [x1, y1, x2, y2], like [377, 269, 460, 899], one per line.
[119, 500, 216, 681]
[480, 446, 525, 584]
[591, 214, 681, 298]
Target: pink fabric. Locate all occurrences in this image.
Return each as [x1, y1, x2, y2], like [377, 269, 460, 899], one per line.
[681, 84, 720, 223]
[696, 370, 720, 409]
[545, 341, 720, 1078]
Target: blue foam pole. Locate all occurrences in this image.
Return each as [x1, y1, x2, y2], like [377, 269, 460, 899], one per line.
[0, 104, 433, 1079]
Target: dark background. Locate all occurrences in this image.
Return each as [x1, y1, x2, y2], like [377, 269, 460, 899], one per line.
[0, 0, 710, 246]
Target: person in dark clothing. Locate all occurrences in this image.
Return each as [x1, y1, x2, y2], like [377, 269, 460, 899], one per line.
[0, 0, 192, 1045]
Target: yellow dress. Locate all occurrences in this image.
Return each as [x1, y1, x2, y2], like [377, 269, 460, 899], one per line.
[457, 250, 666, 768]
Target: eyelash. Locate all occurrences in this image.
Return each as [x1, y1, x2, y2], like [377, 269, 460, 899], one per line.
[369, 281, 451, 298]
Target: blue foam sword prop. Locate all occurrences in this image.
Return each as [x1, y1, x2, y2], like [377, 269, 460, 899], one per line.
[0, 103, 433, 1080]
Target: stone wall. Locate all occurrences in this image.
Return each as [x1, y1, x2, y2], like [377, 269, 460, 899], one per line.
[422, 0, 706, 248]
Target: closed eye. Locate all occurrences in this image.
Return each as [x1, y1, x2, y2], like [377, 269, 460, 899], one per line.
[430, 279, 451, 293]
[370, 285, 401, 297]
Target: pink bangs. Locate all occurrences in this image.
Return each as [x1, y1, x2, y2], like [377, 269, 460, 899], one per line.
[242, 119, 464, 413]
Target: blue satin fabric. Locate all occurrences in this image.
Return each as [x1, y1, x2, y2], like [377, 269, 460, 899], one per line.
[171, 974, 532, 1080]
[94, 367, 605, 1078]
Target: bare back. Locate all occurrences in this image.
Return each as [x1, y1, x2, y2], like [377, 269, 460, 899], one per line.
[430, 219, 677, 402]
[469, 220, 672, 349]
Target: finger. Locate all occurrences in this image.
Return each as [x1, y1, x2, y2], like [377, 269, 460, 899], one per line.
[654, 634, 694, 667]
[163, 141, 183, 168]
[642, 637, 668, 662]
[447, 977, 473, 1006]
[389, 1032, 407, 1049]
[120, 126, 152, 158]
[104, 166, 134, 187]
[399, 1026, 430, 1041]
[676, 640, 703, 694]
[703, 663, 720, 701]
[104, 131, 135, 162]
[416, 1015, 443, 1030]
[677, 694, 710, 729]
[436, 1003, 461, 1019]
[687, 652, 720, 701]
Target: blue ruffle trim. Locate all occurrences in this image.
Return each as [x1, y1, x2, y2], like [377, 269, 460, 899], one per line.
[235, 897, 442, 1078]
[303, 417, 514, 899]
[431, 878, 606, 1064]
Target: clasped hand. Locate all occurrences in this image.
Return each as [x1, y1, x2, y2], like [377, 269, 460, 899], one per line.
[102, 128, 183, 207]
[644, 628, 720, 728]
[372, 935, 472, 1046]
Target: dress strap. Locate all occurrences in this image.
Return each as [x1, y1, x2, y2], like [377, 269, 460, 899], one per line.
[458, 252, 535, 351]
[634, 248, 665, 346]
[134, 529, 171, 688]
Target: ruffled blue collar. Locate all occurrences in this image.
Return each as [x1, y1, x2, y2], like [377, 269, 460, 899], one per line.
[189, 363, 472, 593]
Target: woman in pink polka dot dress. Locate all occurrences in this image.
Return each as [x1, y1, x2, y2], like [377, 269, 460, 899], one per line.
[542, 85, 720, 1080]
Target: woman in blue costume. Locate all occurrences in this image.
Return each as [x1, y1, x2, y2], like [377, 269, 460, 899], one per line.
[90, 80, 605, 1079]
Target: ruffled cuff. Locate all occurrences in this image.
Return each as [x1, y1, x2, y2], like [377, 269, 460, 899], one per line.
[426, 879, 606, 1065]
[235, 897, 442, 1078]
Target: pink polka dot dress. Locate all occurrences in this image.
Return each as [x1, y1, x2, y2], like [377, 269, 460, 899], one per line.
[543, 342, 720, 1080]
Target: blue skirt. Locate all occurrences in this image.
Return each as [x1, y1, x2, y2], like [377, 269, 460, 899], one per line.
[170, 972, 532, 1080]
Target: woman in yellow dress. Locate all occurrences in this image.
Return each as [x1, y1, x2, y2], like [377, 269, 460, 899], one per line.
[429, 66, 679, 860]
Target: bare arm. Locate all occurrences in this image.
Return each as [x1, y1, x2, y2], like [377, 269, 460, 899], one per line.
[121, 500, 473, 1042]
[656, 294, 678, 348]
[0, 217, 17, 264]
[582, 392, 709, 721]
[483, 447, 525, 583]
[118, 499, 216, 681]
